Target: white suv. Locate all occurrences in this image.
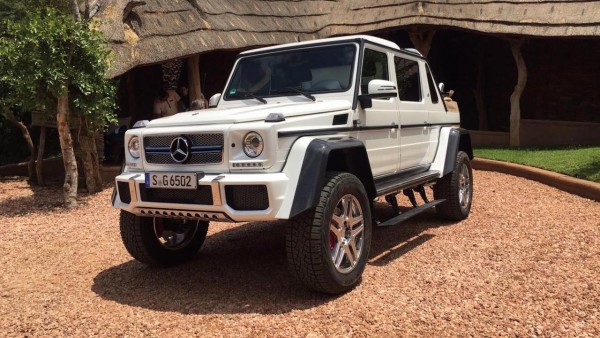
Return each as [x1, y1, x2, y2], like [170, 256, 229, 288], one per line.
[113, 35, 474, 294]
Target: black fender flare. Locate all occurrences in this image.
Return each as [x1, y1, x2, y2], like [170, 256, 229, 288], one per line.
[289, 138, 376, 219]
[442, 128, 473, 176]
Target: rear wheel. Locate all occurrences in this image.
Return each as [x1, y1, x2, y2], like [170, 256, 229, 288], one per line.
[286, 172, 372, 294]
[119, 211, 209, 266]
[434, 151, 473, 221]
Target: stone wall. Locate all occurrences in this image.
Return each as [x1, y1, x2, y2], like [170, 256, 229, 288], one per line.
[470, 120, 600, 147]
[520, 119, 600, 146]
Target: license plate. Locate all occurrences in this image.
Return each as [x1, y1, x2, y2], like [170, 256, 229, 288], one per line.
[145, 173, 198, 190]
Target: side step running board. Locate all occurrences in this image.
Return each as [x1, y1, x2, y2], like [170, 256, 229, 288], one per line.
[376, 199, 445, 227]
[375, 170, 440, 196]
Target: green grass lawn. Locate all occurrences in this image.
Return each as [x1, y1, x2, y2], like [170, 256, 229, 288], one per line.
[474, 146, 600, 183]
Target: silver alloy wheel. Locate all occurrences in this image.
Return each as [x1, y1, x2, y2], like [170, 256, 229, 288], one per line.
[458, 163, 471, 209]
[153, 218, 199, 250]
[328, 194, 365, 274]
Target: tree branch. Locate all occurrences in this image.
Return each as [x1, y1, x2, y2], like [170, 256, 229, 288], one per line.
[509, 38, 527, 146]
[84, 0, 90, 19]
[71, 0, 81, 22]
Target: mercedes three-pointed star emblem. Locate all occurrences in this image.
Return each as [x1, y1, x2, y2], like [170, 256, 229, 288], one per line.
[170, 136, 191, 163]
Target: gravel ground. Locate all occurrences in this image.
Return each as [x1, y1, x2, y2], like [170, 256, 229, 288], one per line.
[0, 170, 598, 337]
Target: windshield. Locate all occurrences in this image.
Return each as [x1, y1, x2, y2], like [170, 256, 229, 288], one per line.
[224, 44, 356, 101]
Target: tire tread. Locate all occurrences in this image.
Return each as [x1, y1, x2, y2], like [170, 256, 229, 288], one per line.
[119, 211, 208, 267]
[286, 172, 370, 294]
[434, 151, 472, 221]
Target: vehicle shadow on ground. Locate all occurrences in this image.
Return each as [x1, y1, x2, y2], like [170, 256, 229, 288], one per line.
[92, 204, 455, 315]
[92, 220, 336, 315]
[369, 202, 451, 266]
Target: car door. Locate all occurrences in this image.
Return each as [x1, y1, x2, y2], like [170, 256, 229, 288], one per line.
[421, 64, 447, 164]
[355, 46, 401, 177]
[394, 55, 430, 170]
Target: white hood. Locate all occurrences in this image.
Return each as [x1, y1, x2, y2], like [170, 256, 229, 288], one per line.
[146, 100, 351, 128]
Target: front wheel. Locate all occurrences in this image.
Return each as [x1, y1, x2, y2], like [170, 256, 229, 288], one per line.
[286, 172, 372, 294]
[119, 211, 209, 266]
[434, 151, 473, 221]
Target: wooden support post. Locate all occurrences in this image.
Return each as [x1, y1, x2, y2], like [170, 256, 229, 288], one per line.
[188, 54, 203, 106]
[408, 28, 436, 58]
[509, 38, 527, 147]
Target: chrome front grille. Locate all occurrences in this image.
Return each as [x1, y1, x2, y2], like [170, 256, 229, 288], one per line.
[143, 133, 224, 165]
[144, 135, 175, 148]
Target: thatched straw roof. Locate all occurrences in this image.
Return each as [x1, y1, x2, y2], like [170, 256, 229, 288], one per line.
[95, 0, 600, 77]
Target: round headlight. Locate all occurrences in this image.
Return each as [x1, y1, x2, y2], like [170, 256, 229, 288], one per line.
[128, 136, 141, 159]
[243, 132, 264, 158]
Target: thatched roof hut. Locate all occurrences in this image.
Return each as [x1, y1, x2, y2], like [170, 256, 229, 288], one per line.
[96, 0, 600, 77]
[94, 0, 600, 147]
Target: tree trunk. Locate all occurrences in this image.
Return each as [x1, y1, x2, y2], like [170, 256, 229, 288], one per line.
[56, 92, 78, 208]
[509, 39, 527, 147]
[408, 28, 436, 58]
[36, 127, 46, 185]
[5, 112, 36, 181]
[77, 118, 104, 193]
[84, 0, 90, 19]
[71, 0, 81, 22]
[188, 54, 205, 106]
[78, 132, 98, 193]
[94, 132, 105, 185]
[90, 132, 103, 189]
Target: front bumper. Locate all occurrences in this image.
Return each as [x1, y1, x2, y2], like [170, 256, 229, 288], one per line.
[113, 172, 290, 222]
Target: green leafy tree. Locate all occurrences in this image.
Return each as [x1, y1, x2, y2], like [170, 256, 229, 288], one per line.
[0, 7, 116, 207]
[0, 0, 72, 31]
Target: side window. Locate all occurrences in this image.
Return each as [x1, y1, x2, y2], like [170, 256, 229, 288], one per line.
[426, 65, 439, 104]
[361, 49, 389, 94]
[394, 56, 421, 102]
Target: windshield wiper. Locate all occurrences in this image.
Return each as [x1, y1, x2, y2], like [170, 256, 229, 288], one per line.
[237, 91, 267, 104]
[285, 87, 316, 101]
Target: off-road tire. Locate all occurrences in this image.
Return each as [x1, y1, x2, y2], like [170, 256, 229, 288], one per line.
[119, 211, 209, 267]
[286, 172, 372, 294]
[434, 151, 473, 221]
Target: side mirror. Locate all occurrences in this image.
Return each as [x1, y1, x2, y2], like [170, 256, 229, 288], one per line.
[438, 82, 445, 93]
[367, 80, 397, 96]
[208, 93, 221, 108]
[358, 80, 398, 109]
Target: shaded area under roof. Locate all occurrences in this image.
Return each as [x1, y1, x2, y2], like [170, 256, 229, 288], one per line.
[95, 0, 600, 77]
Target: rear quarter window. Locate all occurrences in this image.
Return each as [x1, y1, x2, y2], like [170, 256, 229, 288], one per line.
[394, 56, 421, 102]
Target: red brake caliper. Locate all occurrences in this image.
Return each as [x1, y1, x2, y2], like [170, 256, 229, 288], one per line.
[329, 230, 336, 250]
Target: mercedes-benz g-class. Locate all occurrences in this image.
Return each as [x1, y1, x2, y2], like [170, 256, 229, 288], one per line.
[113, 35, 473, 294]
